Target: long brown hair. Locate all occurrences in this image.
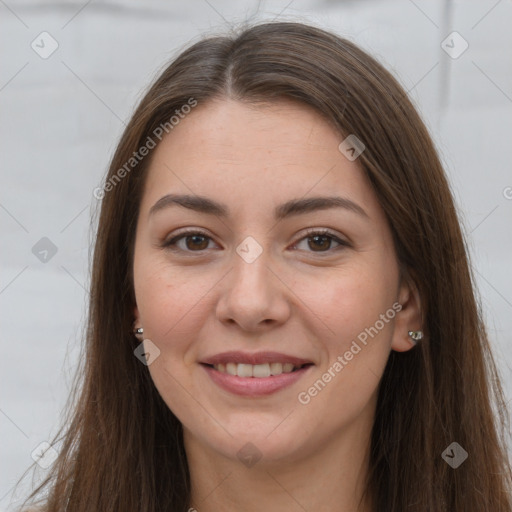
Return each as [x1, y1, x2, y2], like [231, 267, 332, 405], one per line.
[21, 21, 511, 511]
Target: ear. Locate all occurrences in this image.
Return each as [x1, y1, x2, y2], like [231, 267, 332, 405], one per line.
[391, 273, 423, 352]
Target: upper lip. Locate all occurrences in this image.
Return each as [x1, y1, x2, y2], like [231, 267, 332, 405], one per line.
[201, 351, 313, 366]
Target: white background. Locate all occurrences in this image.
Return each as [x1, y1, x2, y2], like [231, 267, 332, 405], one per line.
[1, 0, 511, 509]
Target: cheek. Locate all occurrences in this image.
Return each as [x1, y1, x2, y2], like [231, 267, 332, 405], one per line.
[299, 259, 398, 410]
[292, 257, 399, 346]
[135, 256, 212, 340]
[134, 261, 211, 419]
[133, 257, 223, 408]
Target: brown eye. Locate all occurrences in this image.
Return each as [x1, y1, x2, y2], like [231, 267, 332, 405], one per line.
[293, 229, 349, 254]
[163, 231, 214, 252]
[184, 234, 210, 251]
[307, 234, 334, 252]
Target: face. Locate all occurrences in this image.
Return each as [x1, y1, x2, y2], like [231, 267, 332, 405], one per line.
[132, 98, 418, 467]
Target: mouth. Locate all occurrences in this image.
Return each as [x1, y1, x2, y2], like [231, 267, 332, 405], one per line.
[202, 362, 313, 378]
[199, 351, 314, 396]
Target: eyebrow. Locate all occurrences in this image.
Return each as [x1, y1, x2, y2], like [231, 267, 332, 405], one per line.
[149, 193, 369, 220]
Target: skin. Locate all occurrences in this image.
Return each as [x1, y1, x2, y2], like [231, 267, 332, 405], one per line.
[133, 98, 421, 512]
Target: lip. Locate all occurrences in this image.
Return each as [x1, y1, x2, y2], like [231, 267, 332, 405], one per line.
[201, 362, 314, 397]
[200, 351, 313, 366]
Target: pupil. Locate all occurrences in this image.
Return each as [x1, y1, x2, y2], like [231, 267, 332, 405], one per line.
[310, 235, 330, 251]
[184, 234, 331, 252]
[187, 235, 208, 250]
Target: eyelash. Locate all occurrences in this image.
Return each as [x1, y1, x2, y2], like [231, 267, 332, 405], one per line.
[162, 228, 349, 255]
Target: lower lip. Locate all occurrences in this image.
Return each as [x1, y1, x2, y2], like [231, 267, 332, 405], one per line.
[201, 364, 313, 397]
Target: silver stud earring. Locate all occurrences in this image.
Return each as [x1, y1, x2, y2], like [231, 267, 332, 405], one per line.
[408, 330, 423, 344]
[134, 327, 144, 340]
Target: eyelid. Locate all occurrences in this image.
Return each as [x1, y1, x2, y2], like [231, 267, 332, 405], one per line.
[161, 227, 350, 254]
[299, 227, 348, 243]
[162, 228, 216, 250]
[292, 228, 350, 252]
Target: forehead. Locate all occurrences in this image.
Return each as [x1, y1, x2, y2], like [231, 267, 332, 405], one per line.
[140, 98, 380, 221]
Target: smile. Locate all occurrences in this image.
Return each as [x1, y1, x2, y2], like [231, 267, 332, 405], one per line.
[211, 362, 307, 377]
[201, 362, 314, 397]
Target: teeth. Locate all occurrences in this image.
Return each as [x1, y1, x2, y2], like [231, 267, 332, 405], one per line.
[213, 362, 303, 377]
[253, 363, 271, 378]
[269, 362, 283, 375]
[237, 364, 253, 378]
[226, 363, 237, 376]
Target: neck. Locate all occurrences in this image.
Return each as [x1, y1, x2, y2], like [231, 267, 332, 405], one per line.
[184, 413, 375, 512]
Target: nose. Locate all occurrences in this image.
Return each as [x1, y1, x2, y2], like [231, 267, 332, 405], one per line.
[215, 248, 292, 332]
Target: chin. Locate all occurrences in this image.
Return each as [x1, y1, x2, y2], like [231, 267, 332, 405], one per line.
[186, 416, 315, 468]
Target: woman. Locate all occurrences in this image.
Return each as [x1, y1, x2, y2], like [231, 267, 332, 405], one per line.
[22, 21, 511, 511]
